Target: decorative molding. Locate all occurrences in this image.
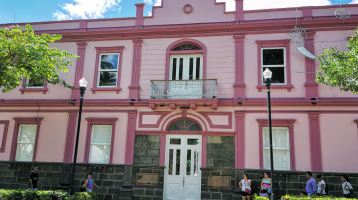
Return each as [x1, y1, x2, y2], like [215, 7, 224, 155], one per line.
[135, 4, 145, 28]
[307, 112, 322, 172]
[202, 135, 207, 168]
[138, 111, 171, 128]
[136, 130, 235, 136]
[235, 111, 245, 169]
[0, 120, 9, 153]
[165, 39, 207, 80]
[304, 32, 319, 100]
[256, 39, 293, 92]
[84, 117, 118, 164]
[170, 103, 177, 110]
[128, 39, 143, 100]
[233, 35, 246, 99]
[190, 103, 197, 110]
[302, 6, 313, 20]
[234, 0, 244, 22]
[256, 119, 296, 171]
[63, 111, 78, 163]
[125, 111, 138, 165]
[197, 112, 232, 129]
[183, 4, 193, 14]
[79, 20, 87, 31]
[90, 46, 124, 94]
[159, 135, 166, 166]
[149, 103, 157, 110]
[162, 114, 207, 131]
[71, 42, 88, 99]
[19, 78, 48, 94]
[10, 118, 43, 161]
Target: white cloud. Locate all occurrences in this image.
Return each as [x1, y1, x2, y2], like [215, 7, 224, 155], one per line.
[52, 10, 71, 20]
[148, 11, 152, 16]
[118, 6, 122, 13]
[144, 0, 153, 4]
[52, 0, 122, 20]
[154, 0, 161, 6]
[350, 0, 358, 3]
[216, 0, 331, 11]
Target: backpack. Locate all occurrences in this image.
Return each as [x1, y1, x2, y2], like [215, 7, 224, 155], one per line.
[325, 183, 329, 195]
[345, 182, 354, 195]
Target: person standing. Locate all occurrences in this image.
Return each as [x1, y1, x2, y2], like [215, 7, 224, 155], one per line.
[239, 174, 252, 200]
[305, 171, 316, 196]
[339, 175, 353, 198]
[28, 167, 39, 190]
[85, 173, 99, 192]
[261, 172, 272, 194]
[316, 174, 326, 196]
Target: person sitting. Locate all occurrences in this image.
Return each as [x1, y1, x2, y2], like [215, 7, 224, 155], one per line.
[79, 182, 86, 192]
[261, 172, 272, 194]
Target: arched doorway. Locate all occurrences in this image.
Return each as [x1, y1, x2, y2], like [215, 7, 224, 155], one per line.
[164, 119, 202, 200]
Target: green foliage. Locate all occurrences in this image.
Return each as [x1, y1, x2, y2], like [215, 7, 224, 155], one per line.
[317, 27, 358, 94]
[253, 194, 357, 200]
[0, 189, 96, 200]
[0, 24, 78, 93]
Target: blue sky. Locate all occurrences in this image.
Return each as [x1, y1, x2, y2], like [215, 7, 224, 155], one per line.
[0, 0, 356, 24]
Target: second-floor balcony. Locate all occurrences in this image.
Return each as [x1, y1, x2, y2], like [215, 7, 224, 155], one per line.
[150, 79, 217, 99]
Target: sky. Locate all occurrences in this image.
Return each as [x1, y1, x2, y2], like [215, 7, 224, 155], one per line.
[0, 0, 357, 24]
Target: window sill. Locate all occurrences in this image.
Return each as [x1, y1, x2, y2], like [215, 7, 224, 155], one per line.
[19, 88, 48, 94]
[90, 87, 122, 94]
[257, 84, 294, 92]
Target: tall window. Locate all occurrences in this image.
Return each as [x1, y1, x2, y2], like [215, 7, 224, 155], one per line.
[261, 48, 286, 84]
[26, 78, 44, 88]
[170, 54, 203, 81]
[15, 125, 37, 161]
[89, 125, 112, 163]
[97, 54, 119, 87]
[263, 127, 290, 170]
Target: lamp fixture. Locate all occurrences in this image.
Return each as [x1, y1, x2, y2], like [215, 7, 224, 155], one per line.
[312, 102, 317, 106]
[263, 68, 273, 80]
[160, 104, 164, 107]
[129, 102, 134, 106]
[69, 102, 75, 106]
[130, 99, 136, 101]
[203, 104, 207, 107]
[311, 98, 316, 100]
[71, 99, 76, 101]
[238, 98, 242, 101]
[79, 77, 88, 87]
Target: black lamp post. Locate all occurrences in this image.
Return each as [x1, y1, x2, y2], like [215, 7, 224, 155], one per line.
[70, 77, 88, 195]
[263, 68, 275, 200]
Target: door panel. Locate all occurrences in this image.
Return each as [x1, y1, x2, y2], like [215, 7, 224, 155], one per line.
[169, 55, 203, 99]
[164, 135, 202, 200]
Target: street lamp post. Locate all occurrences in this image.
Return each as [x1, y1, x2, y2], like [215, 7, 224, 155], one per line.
[263, 69, 275, 200]
[70, 77, 88, 195]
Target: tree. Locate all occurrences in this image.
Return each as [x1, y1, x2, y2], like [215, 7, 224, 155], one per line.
[0, 24, 78, 92]
[317, 27, 358, 94]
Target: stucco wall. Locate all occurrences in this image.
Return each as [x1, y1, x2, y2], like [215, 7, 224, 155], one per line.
[320, 114, 358, 173]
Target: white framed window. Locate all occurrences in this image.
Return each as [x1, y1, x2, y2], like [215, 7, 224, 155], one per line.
[263, 127, 290, 170]
[89, 125, 112, 163]
[15, 125, 37, 161]
[26, 78, 44, 88]
[261, 48, 286, 85]
[97, 53, 119, 87]
[169, 54, 203, 81]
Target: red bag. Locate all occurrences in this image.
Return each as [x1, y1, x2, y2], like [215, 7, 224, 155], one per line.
[244, 188, 251, 195]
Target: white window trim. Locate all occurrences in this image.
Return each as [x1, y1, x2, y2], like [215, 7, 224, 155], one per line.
[15, 125, 37, 162]
[25, 78, 45, 88]
[262, 127, 290, 171]
[88, 125, 112, 164]
[97, 53, 120, 88]
[261, 47, 287, 85]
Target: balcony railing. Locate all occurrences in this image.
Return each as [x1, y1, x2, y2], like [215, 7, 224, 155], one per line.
[150, 79, 217, 99]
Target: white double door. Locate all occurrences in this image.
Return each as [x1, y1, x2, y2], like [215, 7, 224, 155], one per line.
[168, 55, 203, 99]
[164, 135, 202, 200]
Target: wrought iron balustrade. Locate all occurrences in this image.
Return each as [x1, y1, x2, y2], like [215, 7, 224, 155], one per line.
[150, 79, 217, 99]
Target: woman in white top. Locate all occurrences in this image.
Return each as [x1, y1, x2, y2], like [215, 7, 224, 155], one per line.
[339, 175, 353, 198]
[239, 174, 252, 200]
[316, 174, 326, 196]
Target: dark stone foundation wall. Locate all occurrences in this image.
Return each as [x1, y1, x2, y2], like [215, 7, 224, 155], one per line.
[133, 135, 160, 166]
[206, 136, 235, 168]
[200, 168, 358, 200]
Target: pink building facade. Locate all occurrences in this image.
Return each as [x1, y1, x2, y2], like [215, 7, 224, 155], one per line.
[0, 0, 358, 199]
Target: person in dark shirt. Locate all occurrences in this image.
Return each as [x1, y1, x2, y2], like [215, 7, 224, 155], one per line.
[79, 182, 87, 192]
[28, 167, 39, 190]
